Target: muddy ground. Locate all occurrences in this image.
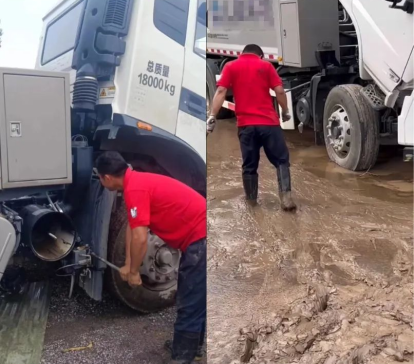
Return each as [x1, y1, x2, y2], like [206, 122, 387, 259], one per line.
[207, 120, 413, 364]
[41, 279, 206, 364]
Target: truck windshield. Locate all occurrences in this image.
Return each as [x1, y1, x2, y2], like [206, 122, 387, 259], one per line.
[41, 1, 85, 65]
[195, 0, 206, 57]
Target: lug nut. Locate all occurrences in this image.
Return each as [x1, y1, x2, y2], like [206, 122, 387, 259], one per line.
[166, 276, 171, 281]
[156, 276, 161, 281]
[149, 266, 155, 272]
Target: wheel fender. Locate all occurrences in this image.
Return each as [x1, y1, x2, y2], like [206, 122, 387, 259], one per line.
[310, 74, 328, 145]
[94, 114, 206, 196]
[72, 178, 116, 301]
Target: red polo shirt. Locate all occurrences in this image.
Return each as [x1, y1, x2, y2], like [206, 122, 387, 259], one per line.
[123, 169, 206, 251]
[217, 54, 283, 127]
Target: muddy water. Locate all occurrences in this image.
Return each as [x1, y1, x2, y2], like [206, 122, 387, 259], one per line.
[207, 120, 413, 364]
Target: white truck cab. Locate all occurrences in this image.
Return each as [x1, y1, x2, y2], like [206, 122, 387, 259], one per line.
[37, 0, 207, 162]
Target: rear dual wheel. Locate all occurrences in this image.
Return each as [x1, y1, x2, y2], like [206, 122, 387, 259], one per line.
[107, 206, 180, 313]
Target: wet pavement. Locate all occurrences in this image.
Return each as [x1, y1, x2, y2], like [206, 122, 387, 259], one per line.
[207, 120, 413, 364]
[41, 279, 207, 364]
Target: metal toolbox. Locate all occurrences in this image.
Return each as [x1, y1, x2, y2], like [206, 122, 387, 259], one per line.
[0, 68, 72, 189]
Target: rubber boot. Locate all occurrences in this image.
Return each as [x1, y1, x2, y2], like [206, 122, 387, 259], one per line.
[277, 165, 296, 211]
[242, 174, 258, 202]
[164, 331, 200, 363]
[166, 334, 205, 362]
[164, 335, 205, 362]
[195, 329, 206, 361]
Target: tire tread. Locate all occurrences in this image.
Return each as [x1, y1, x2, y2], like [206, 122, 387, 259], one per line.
[324, 84, 379, 171]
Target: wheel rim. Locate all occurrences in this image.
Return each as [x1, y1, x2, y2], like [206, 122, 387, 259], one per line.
[326, 104, 352, 158]
[140, 232, 180, 291]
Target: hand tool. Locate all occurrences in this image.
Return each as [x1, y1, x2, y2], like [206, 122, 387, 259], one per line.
[89, 252, 121, 272]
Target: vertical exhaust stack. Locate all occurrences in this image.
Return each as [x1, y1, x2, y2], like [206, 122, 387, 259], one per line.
[72, 0, 135, 112]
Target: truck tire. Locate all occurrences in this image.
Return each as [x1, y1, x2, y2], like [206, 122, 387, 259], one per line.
[106, 205, 177, 313]
[207, 59, 234, 119]
[323, 84, 379, 171]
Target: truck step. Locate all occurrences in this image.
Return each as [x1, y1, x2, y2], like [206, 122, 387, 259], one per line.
[0, 281, 51, 364]
[361, 84, 387, 111]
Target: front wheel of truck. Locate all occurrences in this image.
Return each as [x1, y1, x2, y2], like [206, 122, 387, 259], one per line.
[107, 205, 179, 313]
[323, 84, 380, 171]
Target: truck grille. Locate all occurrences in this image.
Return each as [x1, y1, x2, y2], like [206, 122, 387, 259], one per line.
[105, 0, 128, 27]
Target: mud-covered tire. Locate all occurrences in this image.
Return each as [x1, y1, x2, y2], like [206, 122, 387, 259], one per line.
[106, 206, 176, 313]
[323, 84, 379, 171]
[207, 59, 234, 119]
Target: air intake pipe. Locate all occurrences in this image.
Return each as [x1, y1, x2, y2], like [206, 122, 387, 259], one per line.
[20, 206, 76, 262]
[72, 0, 134, 112]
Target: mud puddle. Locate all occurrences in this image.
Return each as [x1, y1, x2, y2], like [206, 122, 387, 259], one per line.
[207, 120, 413, 364]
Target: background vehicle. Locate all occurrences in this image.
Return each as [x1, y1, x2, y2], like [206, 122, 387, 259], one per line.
[207, 0, 413, 171]
[0, 0, 206, 313]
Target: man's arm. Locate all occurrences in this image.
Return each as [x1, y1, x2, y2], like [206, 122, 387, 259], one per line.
[124, 190, 150, 285]
[207, 63, 232, 134]
[213, 62, 233, 112]
[211, 86, 227, 116]
[274, 86, 289, 114]
[119, 225, 133, 281]
[268, 64, 290, 120]
[130, 226, 148, 274]
[125, 224, 132, 266]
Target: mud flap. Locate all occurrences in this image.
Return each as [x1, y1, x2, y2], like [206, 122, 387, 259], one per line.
[0, 281, 50, 364]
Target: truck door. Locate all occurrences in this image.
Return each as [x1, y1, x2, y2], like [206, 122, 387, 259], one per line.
[350, 0, 413, 93]
[176, 0, 207, 162]
[111, 0, 187, 135]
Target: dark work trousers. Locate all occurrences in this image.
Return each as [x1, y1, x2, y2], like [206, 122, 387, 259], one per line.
[173, 238, 207, 361]
[238, 125, 290, 175]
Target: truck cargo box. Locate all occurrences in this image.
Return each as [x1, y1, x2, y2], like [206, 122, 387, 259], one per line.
[207, 0, 340, 68]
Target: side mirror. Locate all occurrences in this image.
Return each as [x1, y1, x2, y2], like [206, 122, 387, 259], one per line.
[386, 0, 413, 13]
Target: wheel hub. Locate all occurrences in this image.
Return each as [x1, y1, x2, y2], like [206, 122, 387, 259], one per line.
[140, 232, 180, 290]
[326, 105, 351, 157]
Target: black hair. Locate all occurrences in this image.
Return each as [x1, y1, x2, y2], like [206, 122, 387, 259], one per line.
[242, 44, 264, 57]
[95, 151, 128, 177]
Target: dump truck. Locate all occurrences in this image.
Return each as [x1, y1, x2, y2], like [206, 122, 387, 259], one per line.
[0, 0, 206, 313]
[207, 0, 413, 171]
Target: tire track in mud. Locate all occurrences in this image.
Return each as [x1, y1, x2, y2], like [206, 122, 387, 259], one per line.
[207, 121, 413, 364]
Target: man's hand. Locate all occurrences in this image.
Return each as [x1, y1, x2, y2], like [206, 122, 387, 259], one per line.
[119, 265, 130, 282]
[128, 271, 142, 287]
[282, 110, 291, 122]
[207, 115, 216, 134]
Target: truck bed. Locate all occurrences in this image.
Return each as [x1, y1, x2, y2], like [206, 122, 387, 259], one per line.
[207, 0, 281, 60]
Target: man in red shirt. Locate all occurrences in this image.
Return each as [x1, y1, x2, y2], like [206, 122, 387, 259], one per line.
[208, 44, 296, 211]
[95, 151, 206, 364]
